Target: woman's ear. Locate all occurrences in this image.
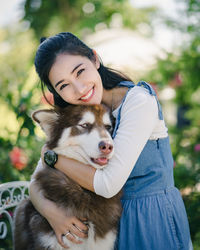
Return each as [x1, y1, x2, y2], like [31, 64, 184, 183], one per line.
[92, 49, 100, 69]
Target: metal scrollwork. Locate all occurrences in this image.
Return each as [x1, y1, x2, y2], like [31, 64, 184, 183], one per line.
[0, 221, 7, 239]
[0, 181, 30, 240]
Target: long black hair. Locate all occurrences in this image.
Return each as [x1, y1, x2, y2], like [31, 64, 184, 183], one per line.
[34, 32, 132, 107]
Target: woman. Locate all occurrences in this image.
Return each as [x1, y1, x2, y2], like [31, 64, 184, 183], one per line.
[30, 32, 193, 249]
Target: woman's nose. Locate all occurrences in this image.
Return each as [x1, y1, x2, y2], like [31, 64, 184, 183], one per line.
[74, 81, 88, 94]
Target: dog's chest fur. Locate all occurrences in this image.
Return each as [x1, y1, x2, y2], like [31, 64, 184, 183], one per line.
[35, 166, 121, 239]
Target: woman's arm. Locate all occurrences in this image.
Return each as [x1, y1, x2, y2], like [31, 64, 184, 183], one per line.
[52, 87, 161, 198]
[29, 180, 88, 248]
[54, 157, 96, 192]
[38, 144, 95, 192]
[30, 157, 89, 247]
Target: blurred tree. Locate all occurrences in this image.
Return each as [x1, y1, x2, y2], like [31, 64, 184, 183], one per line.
[0, 28, 44, 183]
[23, 0, 156, 38]
[145, 0, 200, 246]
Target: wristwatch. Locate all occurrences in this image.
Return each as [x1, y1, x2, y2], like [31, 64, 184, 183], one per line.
[44, 150, 58, 168]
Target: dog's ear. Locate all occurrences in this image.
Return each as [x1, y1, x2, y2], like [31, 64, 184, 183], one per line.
[32, 109, 58, 137]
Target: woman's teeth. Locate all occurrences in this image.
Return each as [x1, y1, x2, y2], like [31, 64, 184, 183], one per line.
[80, 88, 94, 101]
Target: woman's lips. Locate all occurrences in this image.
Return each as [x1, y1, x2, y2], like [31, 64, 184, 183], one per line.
[80, 87, 94, 102]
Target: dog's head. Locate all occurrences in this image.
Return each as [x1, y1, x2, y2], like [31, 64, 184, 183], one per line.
[32, 104, 114, 169]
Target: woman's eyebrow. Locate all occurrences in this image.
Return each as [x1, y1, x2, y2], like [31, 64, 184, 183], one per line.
[71, 63, 83, 74]
[55, 63, 83, 88]
[55, 79, 64, 88]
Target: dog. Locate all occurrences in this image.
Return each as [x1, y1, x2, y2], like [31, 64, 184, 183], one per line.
[14, 104, 122, 250]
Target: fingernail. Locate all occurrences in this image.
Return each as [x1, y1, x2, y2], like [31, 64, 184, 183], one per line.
[80, 218, 87, 221]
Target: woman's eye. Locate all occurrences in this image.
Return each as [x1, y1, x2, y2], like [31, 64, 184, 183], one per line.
[60, 84, 68, 91]
[77, 68, 85, 77]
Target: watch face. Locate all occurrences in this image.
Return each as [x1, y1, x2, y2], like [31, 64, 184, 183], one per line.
[44, 150, 57, 167]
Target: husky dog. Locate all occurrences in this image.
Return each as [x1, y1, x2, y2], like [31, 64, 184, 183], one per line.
[14, 104, 122, 250]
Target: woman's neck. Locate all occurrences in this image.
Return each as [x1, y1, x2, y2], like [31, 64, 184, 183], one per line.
[102, 87, 128, 111]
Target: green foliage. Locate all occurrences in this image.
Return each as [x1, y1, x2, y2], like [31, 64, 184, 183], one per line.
[145, 0, 200, 244]
[183, 192, 200, 245]
[23, 0, 156, 38]
[0, 29, 44, 183]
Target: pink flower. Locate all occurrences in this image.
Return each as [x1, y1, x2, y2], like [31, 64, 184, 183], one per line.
[169, 73, 183, 88]
[194, 144, 200, 152]
[9, 147, 27, 170]
[175, 73, 182, 86]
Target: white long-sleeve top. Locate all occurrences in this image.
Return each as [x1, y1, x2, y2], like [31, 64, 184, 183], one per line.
[93, 86, 168, 198]
[32, 86, 168, 198]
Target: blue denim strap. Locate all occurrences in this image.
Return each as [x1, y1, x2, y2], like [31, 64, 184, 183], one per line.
[112, 81, 163, 139]
[112, 82, 135, 138]
[117, 81, 135, 88]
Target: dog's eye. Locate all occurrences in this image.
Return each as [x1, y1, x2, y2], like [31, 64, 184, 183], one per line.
[105, 125, 112, 131]
[79, 123, 92, 129]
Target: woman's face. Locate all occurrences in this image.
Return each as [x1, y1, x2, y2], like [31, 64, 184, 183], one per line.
[49, 53, 103, 105]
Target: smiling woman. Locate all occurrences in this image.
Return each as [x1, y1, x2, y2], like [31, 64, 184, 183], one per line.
[48, 54, 103, 105]
[29, 32, 193, 250]
[34, 32, 131, 109]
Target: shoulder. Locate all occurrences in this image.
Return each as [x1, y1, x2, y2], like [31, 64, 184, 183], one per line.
[122, 85, 158, 112]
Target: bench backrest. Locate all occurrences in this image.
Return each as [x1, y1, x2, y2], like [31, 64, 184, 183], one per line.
[0, 181, 29, 249]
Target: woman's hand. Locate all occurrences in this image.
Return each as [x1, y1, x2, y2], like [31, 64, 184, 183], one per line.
[45, 206, 89, 248]
[29, 181, 88, 249]
[35, 145, 89, 248]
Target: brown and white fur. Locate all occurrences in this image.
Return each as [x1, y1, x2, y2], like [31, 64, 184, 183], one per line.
[14, 104, 122, 250]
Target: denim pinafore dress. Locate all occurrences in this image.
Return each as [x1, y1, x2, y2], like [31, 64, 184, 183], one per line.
[113, 81, 193, 250]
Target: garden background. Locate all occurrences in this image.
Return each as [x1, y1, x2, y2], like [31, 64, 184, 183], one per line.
[0, 0, 199, 249]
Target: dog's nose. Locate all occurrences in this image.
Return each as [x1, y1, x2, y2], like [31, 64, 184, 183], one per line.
[99, 141, 113, 154]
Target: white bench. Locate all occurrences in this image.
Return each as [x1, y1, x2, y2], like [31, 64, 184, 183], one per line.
[0, 181, 29, 248]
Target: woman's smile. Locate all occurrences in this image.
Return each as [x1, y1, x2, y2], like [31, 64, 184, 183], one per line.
[80, 87, 95, 102]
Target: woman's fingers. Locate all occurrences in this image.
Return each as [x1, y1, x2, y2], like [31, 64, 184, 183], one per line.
[73, 217, 89, 233]
[47, 210, 88, 245]
[69, 224, 88, 239]
[64, 232, 83, 244]
[56, 232, 69, 249]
